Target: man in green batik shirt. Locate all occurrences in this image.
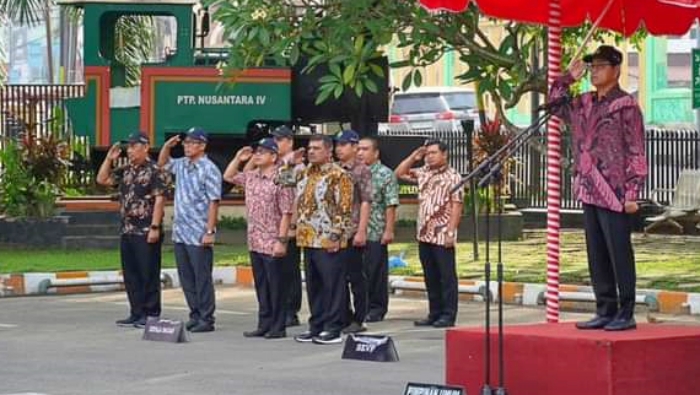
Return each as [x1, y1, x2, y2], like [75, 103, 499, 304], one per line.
[357, 136, 400, 322]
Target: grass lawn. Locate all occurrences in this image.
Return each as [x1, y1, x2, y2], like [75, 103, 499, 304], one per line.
[387, 231, 700, 291]
[2, 230, 700, 291]
[0, 245, 250, 273]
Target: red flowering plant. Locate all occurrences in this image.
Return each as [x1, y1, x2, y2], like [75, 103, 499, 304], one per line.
[474, 118, 510, 160]
[468, 117, 513, 214]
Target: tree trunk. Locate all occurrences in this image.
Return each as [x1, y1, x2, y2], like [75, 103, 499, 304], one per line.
[474, 81, 487, 126]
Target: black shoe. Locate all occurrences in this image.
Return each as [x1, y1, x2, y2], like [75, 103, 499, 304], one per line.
[189, 322, 215, 333]
[133, 317, 147, 329]
[414, 317, 437, 327]
[312, 331, 343, 345]
[604, 318, 637, 331]
[432, 319, 455, 328]
[294, 331, 317, 343]
[264, 331, 287, 339]
[243, 328, 268, 338]
[285, 315, 300, 327]
[185, 319, 199, 331]
[365, 314, 384, 323]
[116, 316, 139, 327]
[575, 316, 614, 330]
[342, 322, 367, 334]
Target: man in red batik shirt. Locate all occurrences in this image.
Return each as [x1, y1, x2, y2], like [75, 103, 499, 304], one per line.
[549, 45, 648, 331]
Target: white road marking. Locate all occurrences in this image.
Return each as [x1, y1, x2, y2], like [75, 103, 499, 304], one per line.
[2, 393, 50, 395]
[143, 372, 192, 384]
[0, 323, 18, 328]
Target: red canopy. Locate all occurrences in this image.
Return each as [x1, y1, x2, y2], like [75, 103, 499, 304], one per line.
[585, 0, 700, 36]
[419, 0, 700, 36]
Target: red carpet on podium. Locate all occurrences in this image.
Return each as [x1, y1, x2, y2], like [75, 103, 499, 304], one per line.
[446, 323, 700, 395]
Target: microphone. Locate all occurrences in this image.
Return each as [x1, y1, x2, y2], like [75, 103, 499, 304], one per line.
[537, 96, 570, 112]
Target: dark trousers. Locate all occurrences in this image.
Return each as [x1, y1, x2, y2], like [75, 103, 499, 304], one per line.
[344, 244, 368, 325]
[304, 248, 347, 335]
[583, 204, 637, 320]
[174, 243, 216, 325]
[365, 241, 389, 319]
[418, 242, 458, 322]
[285, 239, 302, 319]
[120, 234, 162, 318]
[250, 252, 287, 333]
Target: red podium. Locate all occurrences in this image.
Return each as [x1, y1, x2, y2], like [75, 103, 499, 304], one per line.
[446, 323, 700, 395]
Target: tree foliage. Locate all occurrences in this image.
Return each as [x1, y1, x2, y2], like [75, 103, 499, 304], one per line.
[113, 15, 156, 86]
[205, 0, 645, 130]
[0, 0, 47, 25]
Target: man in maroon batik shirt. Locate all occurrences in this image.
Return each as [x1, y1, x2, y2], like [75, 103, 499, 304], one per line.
[549, 45, 648, 332]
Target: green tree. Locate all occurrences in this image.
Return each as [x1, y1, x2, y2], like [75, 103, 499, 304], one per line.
[203, 0, 644, 131]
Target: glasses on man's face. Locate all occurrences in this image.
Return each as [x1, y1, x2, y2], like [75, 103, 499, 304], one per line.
[254, 149, 272, 155]
[183, 139, 203, 146]
[587, 63, 613, 71]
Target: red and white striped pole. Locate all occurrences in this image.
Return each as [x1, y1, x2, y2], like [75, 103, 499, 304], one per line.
[546, 0, 562, 323]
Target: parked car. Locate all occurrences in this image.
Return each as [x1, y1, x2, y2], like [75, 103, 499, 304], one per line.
[387, 87, 479, 133]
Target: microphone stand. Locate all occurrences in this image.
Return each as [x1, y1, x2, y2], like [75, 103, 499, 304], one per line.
[481, 184, 492, 395]
[492, 178, 507, 395]
[477, 161, 507, 395]
[465, 108, 556, 395]
[495, 183, 506, 395]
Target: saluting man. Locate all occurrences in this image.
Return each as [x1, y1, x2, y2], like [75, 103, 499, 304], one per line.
[395, 139, 464, 328]
[158, 127, 222, 333]
[97, 132, 166, 329]
[224, 138, 294, 339]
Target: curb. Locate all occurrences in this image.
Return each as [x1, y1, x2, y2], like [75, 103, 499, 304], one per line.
[2, 268, 699, 316]
[387, 276, 699, 316]
[0, 267, 239, 296]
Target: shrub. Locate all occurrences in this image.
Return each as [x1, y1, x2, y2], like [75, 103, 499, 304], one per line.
[0, 133, 68, 218]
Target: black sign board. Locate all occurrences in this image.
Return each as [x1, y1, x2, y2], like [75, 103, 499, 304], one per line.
[403, 382, 465, 395]
[341, 334, 399, 362]
[142, 317, 189, 343]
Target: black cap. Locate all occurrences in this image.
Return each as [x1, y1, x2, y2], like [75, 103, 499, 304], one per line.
[126, 131, 149, 145]
[271, 125, 293, 138]
[583, 45, 623, 66]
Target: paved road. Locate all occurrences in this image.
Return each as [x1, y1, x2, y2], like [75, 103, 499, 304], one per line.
[0, 287, 694, 395]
